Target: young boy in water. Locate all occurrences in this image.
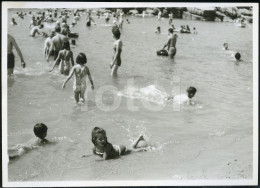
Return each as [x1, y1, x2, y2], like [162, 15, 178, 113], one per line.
[84, 127, 148, 160]
[167, 86, 197, 105]
[8, 123, 50, 160]
[62, 52, 94, 103]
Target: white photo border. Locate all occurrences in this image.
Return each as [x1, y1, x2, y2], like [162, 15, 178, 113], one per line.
[2, 1, 258, 187]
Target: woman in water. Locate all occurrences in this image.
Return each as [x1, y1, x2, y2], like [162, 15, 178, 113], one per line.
[110, 27, 122, 76]
[62, 53, 94, 103]
[50, 41, 74, 76]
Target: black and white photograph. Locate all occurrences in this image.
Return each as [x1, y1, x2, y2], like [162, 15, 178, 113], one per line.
[1, 2, 258, 187]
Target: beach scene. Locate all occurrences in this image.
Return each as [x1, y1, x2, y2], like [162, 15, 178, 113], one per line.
[3, 2, 258, 186]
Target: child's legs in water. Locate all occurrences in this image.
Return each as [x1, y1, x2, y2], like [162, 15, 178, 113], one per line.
[111, 64, 119, 76]
[79, 85, 87, 102]
[64, 67, 70, 76]
[74, 91, 80, 103]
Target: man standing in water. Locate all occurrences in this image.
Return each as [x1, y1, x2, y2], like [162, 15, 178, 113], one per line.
[7, 34, 26, 75]
[47, 26, 69, 62]
[162, 28, 177, 59]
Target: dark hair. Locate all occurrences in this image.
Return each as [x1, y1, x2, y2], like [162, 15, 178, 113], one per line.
[186, 87, 197, 94]
[235, 52, 241, 60]
[76, 53, 87, 64]
[157, 26, 160, 29]
[55, 26, 61, 33]
[33, 123, 48, 138]
[168, 28, 174, 33]
[40, 24, 44, 28]
[92, 127, 106, 145]
[63, 41, 70, 50]
[112, 27, 121, 39]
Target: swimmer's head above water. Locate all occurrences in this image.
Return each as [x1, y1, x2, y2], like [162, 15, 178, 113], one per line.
[186, 87, 197, 99]
[168, 28, 173, 34]
[92, 127, 107, 146]
[34, 123, 48, 139]
[76, 53, 87, 65]
[223, 43, 229, 50]
[235, 52, 241, 61]
[39, 24, 44, 29]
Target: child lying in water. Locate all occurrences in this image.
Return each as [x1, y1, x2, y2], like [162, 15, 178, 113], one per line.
[84, 127, 148, 160]
[167, 86, 197, 105]
[8, 123, 51, 160]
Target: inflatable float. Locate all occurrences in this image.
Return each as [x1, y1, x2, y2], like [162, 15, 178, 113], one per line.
[68, 32, 79, 38]
[180, 30, 191, 34]
[156, 50, 168, 56]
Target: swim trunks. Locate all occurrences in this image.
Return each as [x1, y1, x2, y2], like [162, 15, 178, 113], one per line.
[8, 53, 15, 69]
[73, 81, 86, 92]
[168, 47, 176, 56]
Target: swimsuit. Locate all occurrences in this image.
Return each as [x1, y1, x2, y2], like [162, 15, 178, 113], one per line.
[168, 47, 176, 56]
[8, 53, 15, 69]
[113, 145, 121, 155]
[73, 66, 87, 92]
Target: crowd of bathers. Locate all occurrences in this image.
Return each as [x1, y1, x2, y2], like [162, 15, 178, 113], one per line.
[8, 8, 244, 162]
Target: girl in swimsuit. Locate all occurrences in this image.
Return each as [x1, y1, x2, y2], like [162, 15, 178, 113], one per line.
[110, 27, 122, 76]
[49, 41, 74, 76]
[62, 53, 94, 103]
[87, 127, 147, 160]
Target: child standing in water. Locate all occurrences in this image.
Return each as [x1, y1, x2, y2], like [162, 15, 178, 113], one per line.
[9, 123, 50, 160]
[50, 41, 74, 75]
[87, 127, 147, 160]
[62, 53, 94, 103]
[110, 27, 122, 76]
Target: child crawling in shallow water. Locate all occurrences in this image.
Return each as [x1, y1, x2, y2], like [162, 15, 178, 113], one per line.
[167, 86, 197, 105]
[86, 127, 148, 160]
[62, 52, 94, 103]
[8, 123, 51, 160]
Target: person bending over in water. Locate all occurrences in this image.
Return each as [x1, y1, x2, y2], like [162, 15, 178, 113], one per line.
[30, 24, 44, 37]
[223, 43, 229, 50]
[167, 86, 197, 105]
[11, 18, 17, 25]
[162, 28, 177, 59]
[110, 27, 122, 76]
[8, 34, 26, 76]
[62, 53, 94, 103]
[85, 127, 148, 160]
[8, 123, 51, 160]
[50, 41, 74, 75]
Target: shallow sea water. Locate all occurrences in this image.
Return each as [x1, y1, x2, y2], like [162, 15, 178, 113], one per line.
[7, 9, 253, 181]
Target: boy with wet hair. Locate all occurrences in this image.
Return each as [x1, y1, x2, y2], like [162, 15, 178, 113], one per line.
[8, 123, 50, 160]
